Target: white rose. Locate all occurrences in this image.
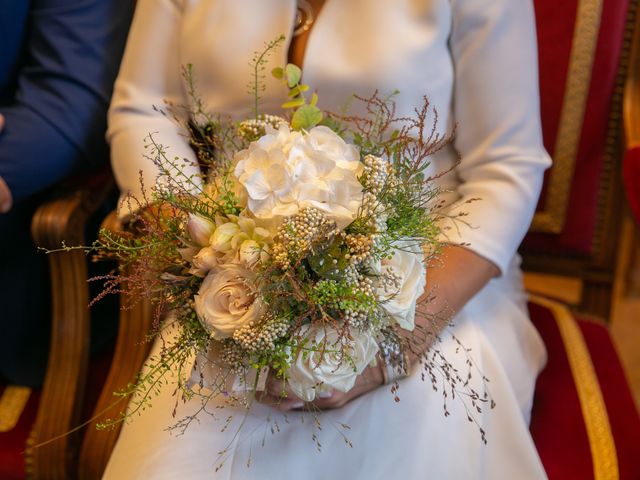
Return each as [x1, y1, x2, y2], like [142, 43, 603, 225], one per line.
[287, 324, 379, 402]
[377, 243, 426, 331]
[194, 264, 262, 338]
[233, 125, 363, 229]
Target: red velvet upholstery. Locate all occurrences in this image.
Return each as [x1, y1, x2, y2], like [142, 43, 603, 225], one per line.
[0, 388, 41, 480]
[524, 0, 631, 254]
[0, 348, 113, 479]
[529, 301, 640, 479]
[623, 146, 640, 223]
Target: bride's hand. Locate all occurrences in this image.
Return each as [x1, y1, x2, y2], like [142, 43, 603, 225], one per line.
[256, 245, 499, 412]
[257, 364, 385, 411]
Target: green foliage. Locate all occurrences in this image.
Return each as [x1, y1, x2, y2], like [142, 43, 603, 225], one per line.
[291, 104, 324, 131]
[273, 61, 323, 130]
[285, 63, 302, 87]
[307, 237, 350, 279]
[349, 90, 401, 156]
[309, 279, 375, 314]
[248, 34, 286, 119]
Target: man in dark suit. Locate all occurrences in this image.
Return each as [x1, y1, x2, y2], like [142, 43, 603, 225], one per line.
[0, 0, 133, 385]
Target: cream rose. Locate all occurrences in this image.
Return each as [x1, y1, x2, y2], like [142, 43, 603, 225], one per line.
[233, 124, 363, 229]
[190, 246, 219, 277]
[194, 264, 262, 339]
[287, 324, 379, 402]
[377, 243, 426, 331]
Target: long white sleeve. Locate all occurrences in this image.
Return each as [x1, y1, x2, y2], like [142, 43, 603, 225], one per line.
[442, 0, 552, 274]
[108, 0, 551, 273]
[108, 0, 201, 217]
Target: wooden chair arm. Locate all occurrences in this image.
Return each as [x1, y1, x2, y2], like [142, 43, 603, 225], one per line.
[79, 210, 154, 480]
[25, 174, 114, 480]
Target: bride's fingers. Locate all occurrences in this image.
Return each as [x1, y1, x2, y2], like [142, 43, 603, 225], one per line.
[308, 390, 345, 410]
[264, 376, 302, 401]
[265, 377, 287, 398]
[309, 376, 379, 410]
[261, 376, 307, 410]
[255, 391, 282, 406]
[257, 391, 305, 411]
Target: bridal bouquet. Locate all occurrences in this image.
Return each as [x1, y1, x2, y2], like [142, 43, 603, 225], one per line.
[79, 36, 491, 442]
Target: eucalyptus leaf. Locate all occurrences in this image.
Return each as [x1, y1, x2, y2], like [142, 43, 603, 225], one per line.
[281, 98, 306, 109]
[285, 63, 302, 87]
[287, 84, 310, 98]
[291, 104, 323, 130]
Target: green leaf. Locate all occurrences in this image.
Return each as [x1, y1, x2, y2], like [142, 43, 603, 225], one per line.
[319, 115, 342, 133]
[287, 84, 310, 98]
[281, 98, 306, 109]
[310, 92, 319, 106]
[291, 104, 323, 130]
[285, 63, 302, 87]
[271, 67, 284, 79]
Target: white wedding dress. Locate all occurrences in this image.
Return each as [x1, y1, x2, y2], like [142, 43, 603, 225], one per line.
[104, 0, 551, 478]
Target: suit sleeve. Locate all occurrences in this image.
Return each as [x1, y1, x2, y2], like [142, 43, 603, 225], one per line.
[441, 0, 552, 274]
[0, 0, 133, 204]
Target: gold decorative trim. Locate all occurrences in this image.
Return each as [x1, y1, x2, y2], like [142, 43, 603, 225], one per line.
[0, 386, 32, 433]
[624, 0, 640, 148]
[530, 295, 619, 480]
[531, 0, 603, 233]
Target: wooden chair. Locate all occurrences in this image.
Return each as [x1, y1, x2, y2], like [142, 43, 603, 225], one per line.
[78, 211, 153, 480]
[524, 0, 640, 478]
[0, 170, 115, 479]
[522, 0, 640, 319]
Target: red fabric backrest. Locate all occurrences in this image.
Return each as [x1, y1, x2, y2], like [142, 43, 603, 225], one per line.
[523, 0, 631, 254]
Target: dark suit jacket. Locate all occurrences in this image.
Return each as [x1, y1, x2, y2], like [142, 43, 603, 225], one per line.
[0, 0, 132, 385]
[0, 0, 133, 202]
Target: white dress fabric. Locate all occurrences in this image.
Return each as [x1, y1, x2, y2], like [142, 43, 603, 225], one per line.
[104, 0, 552, 478]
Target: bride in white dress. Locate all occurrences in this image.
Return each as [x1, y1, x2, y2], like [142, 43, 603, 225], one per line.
[103, 0, 551, 478]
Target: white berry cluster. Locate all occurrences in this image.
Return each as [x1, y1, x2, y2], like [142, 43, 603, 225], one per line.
[343, 272, 377, 331]
[344, 308, 369, 330]
[343, 233, 373, 264]
[237, 114, 288, 141]
[378, 268, 403, 299]
[272, 208, 335, 269]
[361, 154, 393, 196]
[359, 154, 396, 233]
[232, 314, 289, 353]
[360, 192, 389, 234]
[219, 340, 249, 374]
